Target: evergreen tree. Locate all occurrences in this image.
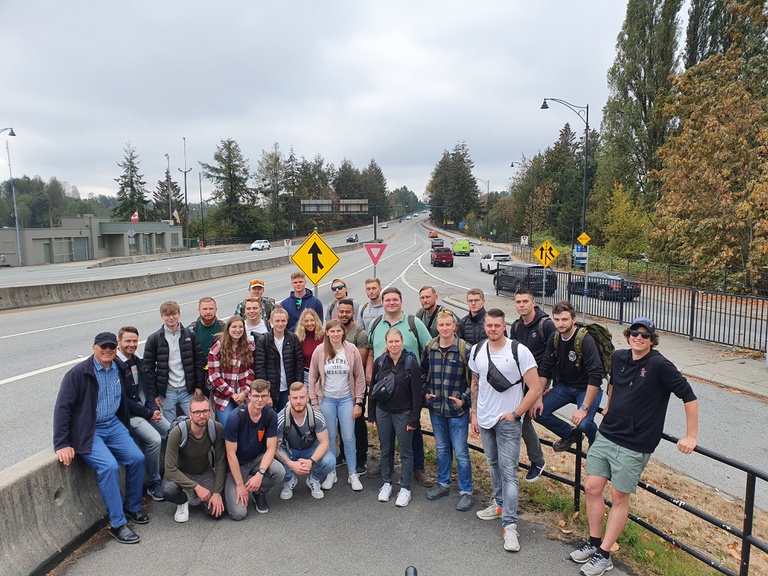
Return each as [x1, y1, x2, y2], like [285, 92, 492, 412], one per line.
[199, 138, 255, 227]
[111, 143, 149, 221]
[426, 142, 481, 227]
[361, 159, 389, 223]
[150, 169, 186, 224]
[255, 142, 285, 215]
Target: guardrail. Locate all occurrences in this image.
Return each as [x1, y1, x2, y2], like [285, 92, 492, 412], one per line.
[422, 427, 767, 575]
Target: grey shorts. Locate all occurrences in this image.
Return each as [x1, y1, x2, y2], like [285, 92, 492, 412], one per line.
[586, 432, 651, 494]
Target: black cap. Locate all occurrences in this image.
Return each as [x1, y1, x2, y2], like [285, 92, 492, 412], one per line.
[94, 332, 118, 346]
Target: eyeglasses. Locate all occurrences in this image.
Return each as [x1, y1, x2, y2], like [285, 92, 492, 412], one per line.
[190, 409, 211, 416]
[331, 285, 346, 291]
[97, 343, 118, 350]
[629, 330, 652, 340]
[466, 299, 482, 304]
[251, 394, 270, 401]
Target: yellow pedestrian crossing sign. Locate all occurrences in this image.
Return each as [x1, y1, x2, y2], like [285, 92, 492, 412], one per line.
[534, 240, 559, 268]
[291, 232, 340, 285]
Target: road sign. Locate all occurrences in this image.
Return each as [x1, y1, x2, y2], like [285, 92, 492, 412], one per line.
[534, 239, 559, 267]
[364, 243, 387, 266]
[284, 239, 292, 248]
[290, 231, 339, 285]
[577, 232, 591, 246]
[521, 235, 529, 246]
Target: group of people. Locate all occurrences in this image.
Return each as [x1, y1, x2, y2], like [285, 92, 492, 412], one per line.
[53, 270, 699, 576]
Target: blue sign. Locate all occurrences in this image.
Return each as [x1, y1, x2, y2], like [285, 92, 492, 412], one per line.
[458, 221, 469, 230]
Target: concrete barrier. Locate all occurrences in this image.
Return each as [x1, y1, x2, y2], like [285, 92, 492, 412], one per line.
[0, 451, 106, 576]
[0, 242, 364, 311]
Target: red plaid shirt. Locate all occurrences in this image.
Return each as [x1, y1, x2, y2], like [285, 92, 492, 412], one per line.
[207, 339, 255, 411]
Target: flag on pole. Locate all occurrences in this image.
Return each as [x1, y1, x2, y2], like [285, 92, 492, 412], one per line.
[173, 209, 180, 223]
[130, 210, 139, 222]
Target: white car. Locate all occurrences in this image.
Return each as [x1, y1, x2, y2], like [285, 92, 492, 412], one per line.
[381, 223, 389, 229]
[480, 252, 511, 272]
[250, 239, 271, 251]
[406, 216, 412, 220]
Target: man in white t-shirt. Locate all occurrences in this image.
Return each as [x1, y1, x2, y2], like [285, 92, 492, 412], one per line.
[243, 297, 270, 339]
[469, 308, 543, 554]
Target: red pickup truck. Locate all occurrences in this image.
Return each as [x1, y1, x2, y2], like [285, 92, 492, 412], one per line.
[431, 247, 454, 267]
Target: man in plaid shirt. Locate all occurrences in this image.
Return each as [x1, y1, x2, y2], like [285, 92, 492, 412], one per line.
[420, 310, 473, 512]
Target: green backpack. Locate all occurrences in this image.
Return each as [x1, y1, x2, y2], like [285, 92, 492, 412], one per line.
[553, 322, 614, 380]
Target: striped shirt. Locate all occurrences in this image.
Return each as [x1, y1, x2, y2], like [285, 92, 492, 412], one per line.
[94, 357, 122, 423]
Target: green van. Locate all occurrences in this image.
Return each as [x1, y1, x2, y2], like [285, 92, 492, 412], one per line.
[452, 238, 471, 256]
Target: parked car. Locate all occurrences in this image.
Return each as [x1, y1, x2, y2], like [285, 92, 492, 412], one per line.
[431, 247, 454, 267]
[479, 252, 511, 272]
[431, 238, 444, 250]
[567, 271, 641, 301]
[428, 230, 439, 238]
[346, 234, 359, 243]
[494, 262, 557, 296]
[452, 238, 471, 256]
[250, 239, 271, 251]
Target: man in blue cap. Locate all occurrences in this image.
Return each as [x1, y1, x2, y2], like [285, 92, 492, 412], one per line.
[569, 317, 699, 576]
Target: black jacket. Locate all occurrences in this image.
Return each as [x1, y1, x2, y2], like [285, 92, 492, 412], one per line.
[143, 325, 205, 400]
[510, 306, 556, 364]
[118, 352, 159, 421]
[254, 331, 304, 404]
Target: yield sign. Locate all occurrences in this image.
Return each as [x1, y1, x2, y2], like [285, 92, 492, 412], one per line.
[291, 232, 340, 285]
[364, 243, 387, 266]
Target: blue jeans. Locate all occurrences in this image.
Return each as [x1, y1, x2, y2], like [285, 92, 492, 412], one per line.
[161, 387, 192, 423]
[81, 416, 145, 528]
[480, 418, 522, 527]
[320, 395, 356, 468]
[215, 399, 238, 427]
[430, 411, 472, 494]
[377, 407, 414, 490]
[535, 383, 603, 445]
[282, 444, 336, 483]
[129, 414, 170, 485]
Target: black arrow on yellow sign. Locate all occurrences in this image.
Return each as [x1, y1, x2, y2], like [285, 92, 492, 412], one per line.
[308, 242, 324, 274]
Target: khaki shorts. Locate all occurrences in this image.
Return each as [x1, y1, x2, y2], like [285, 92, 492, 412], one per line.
[586, 432, 651, 494]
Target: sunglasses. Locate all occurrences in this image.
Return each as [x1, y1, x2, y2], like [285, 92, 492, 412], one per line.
[98, 343, 118, 350]
[331, 285, 346, 292]
[629, 329, 652, 340]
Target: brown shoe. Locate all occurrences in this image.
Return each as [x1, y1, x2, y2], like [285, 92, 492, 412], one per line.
[367, 464, 382, 478]
[414, 469, 434, 487]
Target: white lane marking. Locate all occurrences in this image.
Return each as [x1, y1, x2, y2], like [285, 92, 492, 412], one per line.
[416, 254, 473, 291]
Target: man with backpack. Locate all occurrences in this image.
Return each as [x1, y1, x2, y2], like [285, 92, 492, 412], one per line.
[162, 395, 225, 523]
[325, 278, 360, 321]
[275, 382, 336, 500]
[534, 301, 605, 452]
[416, 285, 453, 338]
[366, 286, 433, 487]
[356, 277, 385, 331]
[223, 379, 284, 519]
[510, 288, 556, 482]
[469, 308, 542, 552]
[421, 310, 473, 512]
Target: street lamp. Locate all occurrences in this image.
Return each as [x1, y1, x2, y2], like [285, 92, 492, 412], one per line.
[164, 153, 172, 224]
[476, 177, 490, 239]
[541, 98, 589, 235]
[1, 127, 22, 266]
[178, 137, 191, 248]
[198, 172, 205, 247]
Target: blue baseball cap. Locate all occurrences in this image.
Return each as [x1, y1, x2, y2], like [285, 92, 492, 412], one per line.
[630, 317, 655, 334]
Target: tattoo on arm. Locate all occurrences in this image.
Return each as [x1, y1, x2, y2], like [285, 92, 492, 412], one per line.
[470, 371, 479, 411]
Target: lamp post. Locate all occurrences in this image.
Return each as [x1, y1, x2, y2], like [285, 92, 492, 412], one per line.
[476, 177, 490, 239]
[1, 127, 21, 266]
[178, 137, 192, 248]
[541, 98, 589, 235]
[199, 172, 205, 247]
[164, 154, 172, 224]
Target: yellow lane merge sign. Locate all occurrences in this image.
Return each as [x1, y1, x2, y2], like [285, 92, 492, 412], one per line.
[534, 240, 559, 268]
[577, 232, 591, 246]
[291, 231, 340, 285]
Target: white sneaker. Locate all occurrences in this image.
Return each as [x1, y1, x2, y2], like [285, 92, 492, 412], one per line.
[395, 488, 412, 507]
[321, 470, 337, 490]
[184, 490, 201, 507]
[378, 482, 393, 502]
[280, 476, 298, 500]
[174, 502, 189, 523]
[348, 473, 363, 491]
[476, 503, 502, 520]
[503, 524, 520, 552]
[306, 477, 324, 499]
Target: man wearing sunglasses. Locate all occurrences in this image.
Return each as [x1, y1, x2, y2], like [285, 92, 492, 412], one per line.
[54, 332, 147, 544]
[570, 317, 698, 576]
[281, 271, 324, 332]
[325, 279, 360, 321]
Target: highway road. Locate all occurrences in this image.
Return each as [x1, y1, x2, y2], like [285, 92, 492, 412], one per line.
[1, 213, 766, 510]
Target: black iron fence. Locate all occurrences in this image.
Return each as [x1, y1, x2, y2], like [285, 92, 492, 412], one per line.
[495, 268, 768, 352]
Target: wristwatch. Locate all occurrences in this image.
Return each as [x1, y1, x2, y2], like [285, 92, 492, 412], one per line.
[355, 401, 364, 407]
[579, 403, 588, 411]
[257, 468, 267, 475]
[511, 410, 522, 421]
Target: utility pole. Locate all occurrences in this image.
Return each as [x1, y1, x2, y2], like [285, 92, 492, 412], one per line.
[199, 172, 205, 247]
[178, 137, 192, 248]
[165, 154, 172, 224]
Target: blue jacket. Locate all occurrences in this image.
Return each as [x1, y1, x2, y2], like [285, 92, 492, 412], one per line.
[280, 288, 324, 332]
[53, 356, 131, 455]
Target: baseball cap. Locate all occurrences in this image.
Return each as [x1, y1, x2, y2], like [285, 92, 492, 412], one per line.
[249, 279, 265, 289]
[630, 317, 655, 334]
[93, 332, 118, 346]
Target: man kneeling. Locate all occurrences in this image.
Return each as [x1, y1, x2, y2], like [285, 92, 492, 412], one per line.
[275, 382, 336, 500]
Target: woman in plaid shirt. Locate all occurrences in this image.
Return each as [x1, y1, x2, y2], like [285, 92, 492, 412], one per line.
[208, 316, 255, 426]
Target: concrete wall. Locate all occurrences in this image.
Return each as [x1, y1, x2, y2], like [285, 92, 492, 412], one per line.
[0, 451, 106, 576]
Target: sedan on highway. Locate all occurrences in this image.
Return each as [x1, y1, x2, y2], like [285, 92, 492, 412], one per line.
[479, 253, 511, 272]
[250, 239, 271, 251]
[568, 271, 642, 301]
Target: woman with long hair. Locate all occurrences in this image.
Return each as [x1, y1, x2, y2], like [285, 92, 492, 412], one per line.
[207, 316, 255, 425]
[370, 327, 422, 507]
[295, 308, 324, 386]
[308, 319, 366, 492]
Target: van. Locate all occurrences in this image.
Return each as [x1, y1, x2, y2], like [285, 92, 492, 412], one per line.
[452, 238, 471, 256]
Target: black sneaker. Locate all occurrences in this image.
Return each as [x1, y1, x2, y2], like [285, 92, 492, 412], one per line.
[253, 492, 269, 514]
[553, 428, 579, 452]
[524, 461, 546, 483]
[123, 507, 149, 524]
[109, 524, 140, 544]
[356, 464, 367, 475]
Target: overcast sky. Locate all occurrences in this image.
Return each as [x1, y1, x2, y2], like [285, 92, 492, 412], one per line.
[1, 1, 630, 203]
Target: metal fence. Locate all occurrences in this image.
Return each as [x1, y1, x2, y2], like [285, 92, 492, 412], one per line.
[496, 269, 768, 352]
